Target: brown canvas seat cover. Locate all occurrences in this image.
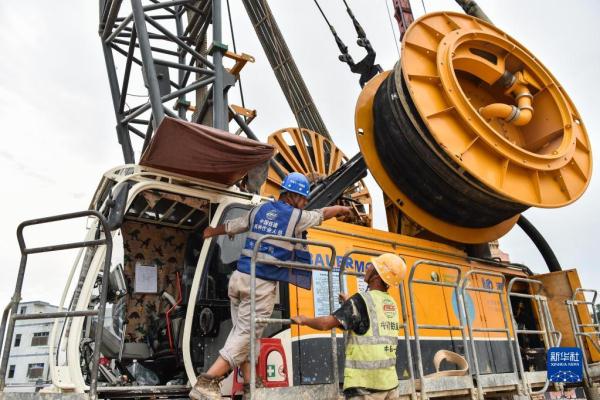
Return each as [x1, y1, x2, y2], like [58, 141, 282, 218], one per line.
[140, 117, 274, 186]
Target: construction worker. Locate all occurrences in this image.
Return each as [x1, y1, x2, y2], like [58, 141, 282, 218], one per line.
[189, 172, 352, 400]
[292, 253, 406, 400]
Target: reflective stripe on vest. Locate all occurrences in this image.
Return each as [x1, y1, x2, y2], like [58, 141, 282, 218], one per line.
[236, 201, 312, 289]
[343, 290, 400, 391]
[345, 358, 397, 369]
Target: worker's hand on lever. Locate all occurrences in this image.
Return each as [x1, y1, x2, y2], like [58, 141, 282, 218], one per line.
[322, 205, 353, 220]
[339, 206, 353, 216]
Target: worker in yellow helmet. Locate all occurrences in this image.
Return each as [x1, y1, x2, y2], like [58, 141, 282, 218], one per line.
[292, 253, 406, 400]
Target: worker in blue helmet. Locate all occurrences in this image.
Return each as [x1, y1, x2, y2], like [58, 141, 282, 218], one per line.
[190, 172, 352, 400]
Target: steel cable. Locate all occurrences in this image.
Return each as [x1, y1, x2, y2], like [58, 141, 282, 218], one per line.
[226, 0, 246, 110]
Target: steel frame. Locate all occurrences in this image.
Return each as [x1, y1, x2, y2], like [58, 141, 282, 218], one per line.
[407, 260, 475, 400]
[0, 211, 113, 400]
[459, 270, 520, 398]
[566, 288, 600, 387]
[506, 277, 562, 396]
[241, 0, 331, 140]
[248, 235, 338, 399]
[98, 0, 369, 208]
[99, 0, 229, 163]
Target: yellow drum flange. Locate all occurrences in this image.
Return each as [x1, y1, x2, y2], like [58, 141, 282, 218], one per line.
[400, 12, 592, 207]
[356, 12, 593, 243]
[356, 71, 518, 243]
[262, 127, 373, 226]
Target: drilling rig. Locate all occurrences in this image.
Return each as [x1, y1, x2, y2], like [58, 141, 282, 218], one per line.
[0, 1, 598, 399]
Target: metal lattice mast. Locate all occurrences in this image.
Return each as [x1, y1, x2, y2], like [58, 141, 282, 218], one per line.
[242, 0, 331, 140]
[98, 0, 232, 163]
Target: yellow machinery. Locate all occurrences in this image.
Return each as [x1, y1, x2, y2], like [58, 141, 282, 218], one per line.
[355, 12, 592, 243]
[3, 5, 598, 400]
[247, 10, 599, 397]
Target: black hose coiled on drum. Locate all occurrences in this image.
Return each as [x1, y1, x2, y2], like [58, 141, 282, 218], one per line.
[372, 69, 528, 228]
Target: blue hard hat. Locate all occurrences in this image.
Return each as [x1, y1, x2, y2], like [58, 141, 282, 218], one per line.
[281, 172, 310, 197]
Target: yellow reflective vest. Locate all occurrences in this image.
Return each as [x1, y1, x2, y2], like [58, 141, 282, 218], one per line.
[344, 290, 400, 391]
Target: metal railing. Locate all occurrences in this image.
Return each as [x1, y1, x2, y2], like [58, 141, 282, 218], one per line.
[249, 235, 338, 400]
[339, 249, 417, 400]
[507, 277, 561, 396]
[0, 211, 112, 400]
[408, 260, 474, 400]
[566, 288, 600, 386]
[459, 270, 520, 398]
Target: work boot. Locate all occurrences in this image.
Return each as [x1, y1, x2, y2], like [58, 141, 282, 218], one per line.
[242, 375, 264, 400]
[189, 373, 223, 400]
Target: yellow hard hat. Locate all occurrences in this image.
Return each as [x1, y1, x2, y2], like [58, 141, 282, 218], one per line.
[371, 254, 407, 287]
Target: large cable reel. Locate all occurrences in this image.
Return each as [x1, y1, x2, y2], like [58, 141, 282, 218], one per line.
[260, 127, 373, 226]
[356, 12, 592, 243]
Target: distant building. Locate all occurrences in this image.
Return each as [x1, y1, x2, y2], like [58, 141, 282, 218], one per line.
[4, 301, 63, 393]
[490, 240, 510, 262]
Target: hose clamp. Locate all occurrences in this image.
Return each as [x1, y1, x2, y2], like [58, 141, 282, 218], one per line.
[514, 92, 533, 101]
[519, 105, 534, 113]
[505, 106, 520, 123]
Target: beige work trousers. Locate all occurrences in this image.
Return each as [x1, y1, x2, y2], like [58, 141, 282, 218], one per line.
[346, 387, 401, 400]
[219, 270, 277, 368]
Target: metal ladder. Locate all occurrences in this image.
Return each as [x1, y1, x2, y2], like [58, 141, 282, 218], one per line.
[566, 288, 600, 387]
[0, 210, 112, 400]
[248, 234, 338, 400]
[339, 249, 417, 400]
[459, 270, 521, 398]
[507, 277, 562, 397]
[407, 260, 475, 400]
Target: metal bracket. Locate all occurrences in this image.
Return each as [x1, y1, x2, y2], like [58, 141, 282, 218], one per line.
[224, 51, 255, 77]
[208, 41, 229, 55]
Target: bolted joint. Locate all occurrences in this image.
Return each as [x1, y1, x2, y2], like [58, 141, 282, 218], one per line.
[357, 38, 370, 48]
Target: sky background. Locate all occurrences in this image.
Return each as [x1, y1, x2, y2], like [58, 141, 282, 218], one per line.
[0, 0, 598, 309]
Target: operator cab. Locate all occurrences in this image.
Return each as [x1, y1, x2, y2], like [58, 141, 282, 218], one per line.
[52, 165, 282, 394]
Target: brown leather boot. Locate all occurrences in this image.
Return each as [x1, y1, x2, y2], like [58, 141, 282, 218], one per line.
[189, 373, 223, 400]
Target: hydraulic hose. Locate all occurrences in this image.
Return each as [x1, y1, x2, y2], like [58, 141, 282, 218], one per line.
[516, 215, 562, 272]
[479, 72, 534, 126]
[372, 69, 527, 228]
[375, 71, 561, 271]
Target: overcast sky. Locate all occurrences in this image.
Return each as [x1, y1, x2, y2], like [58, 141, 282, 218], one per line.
[0, 0, 598, 309]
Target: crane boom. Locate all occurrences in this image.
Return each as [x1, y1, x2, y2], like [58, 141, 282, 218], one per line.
[242, 0, 331, 140]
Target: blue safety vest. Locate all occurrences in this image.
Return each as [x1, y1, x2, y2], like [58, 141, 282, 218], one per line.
[237, 201, 312, 289]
